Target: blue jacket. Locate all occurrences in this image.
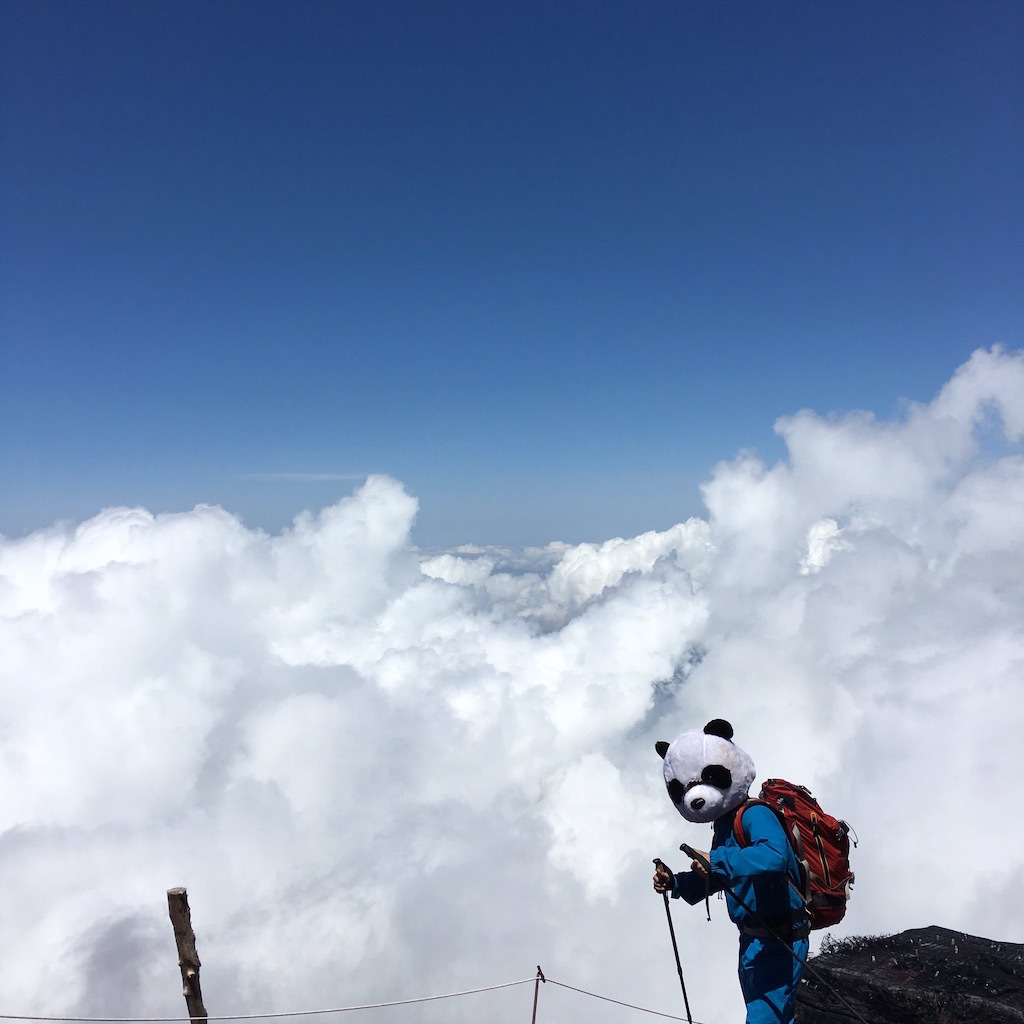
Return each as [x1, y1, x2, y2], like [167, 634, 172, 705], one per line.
[672, 803, 806, 935]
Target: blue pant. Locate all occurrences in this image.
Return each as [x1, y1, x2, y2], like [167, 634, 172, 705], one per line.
[737, 934, 808, 1024]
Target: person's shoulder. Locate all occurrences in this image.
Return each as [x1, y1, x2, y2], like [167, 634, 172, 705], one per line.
[738, 801, 785, 840]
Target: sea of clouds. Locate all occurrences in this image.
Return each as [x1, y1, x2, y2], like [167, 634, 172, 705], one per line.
[1, 346, 1022, 1024]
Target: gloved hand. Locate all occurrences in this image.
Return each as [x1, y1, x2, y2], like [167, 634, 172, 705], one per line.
[652, 858, 674, 895]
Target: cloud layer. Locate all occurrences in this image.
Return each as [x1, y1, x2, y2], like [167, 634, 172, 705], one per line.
[2, 346, 1022, 1023]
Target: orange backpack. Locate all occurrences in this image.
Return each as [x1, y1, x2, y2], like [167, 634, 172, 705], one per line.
[734, 778, 855, 930]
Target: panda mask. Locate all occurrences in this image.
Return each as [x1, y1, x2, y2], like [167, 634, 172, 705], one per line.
[656, 719, 756, 824]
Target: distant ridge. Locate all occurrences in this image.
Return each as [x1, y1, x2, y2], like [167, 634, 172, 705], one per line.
[797, 925, 1024, 1022]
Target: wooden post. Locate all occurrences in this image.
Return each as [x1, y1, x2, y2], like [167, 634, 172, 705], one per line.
[167, 887, 208, 1022]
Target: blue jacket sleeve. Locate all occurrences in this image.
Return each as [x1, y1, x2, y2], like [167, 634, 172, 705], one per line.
[708, 804, 790, 881]
[672, 868, 724, 904]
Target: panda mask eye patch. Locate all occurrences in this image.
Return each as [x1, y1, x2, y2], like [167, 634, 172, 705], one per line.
[701, 764, 732, 789]
[667, 764, 734, 803]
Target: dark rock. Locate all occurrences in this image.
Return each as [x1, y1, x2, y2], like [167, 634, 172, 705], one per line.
[796, 925, 1024, 1023]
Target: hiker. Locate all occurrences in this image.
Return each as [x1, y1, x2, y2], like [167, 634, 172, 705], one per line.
[653, 719, 808, 1024]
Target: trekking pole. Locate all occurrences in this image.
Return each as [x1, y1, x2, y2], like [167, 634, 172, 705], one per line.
[653, 859, 693, 1024]
[679, 844, 870, 1024]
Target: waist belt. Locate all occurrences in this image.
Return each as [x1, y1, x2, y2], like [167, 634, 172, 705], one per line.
[741, 920, 811, 942]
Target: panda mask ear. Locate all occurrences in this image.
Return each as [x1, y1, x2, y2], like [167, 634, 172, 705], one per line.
[655, 740, 670, 759]
[703, 719, 734, 740]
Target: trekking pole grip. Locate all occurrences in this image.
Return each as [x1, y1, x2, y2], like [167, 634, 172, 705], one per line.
[680, 843, 712, 873]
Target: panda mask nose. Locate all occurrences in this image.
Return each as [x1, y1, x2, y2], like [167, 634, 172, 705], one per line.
[690, 796, 705, 811]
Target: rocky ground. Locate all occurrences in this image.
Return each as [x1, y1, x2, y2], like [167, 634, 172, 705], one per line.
[796, 925, 1024, 1023]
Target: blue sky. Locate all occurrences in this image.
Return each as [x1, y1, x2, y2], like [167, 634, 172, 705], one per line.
[2, 0, 1022, 547]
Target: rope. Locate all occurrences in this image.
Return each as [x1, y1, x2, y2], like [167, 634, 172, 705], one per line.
[544, 980, 709, 1023]
[0, 978, 537, 1023]
[0, 961, 877, 1024]
[0, 970, 733, 1024]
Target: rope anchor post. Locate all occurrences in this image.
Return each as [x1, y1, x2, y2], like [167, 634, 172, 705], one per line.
[530, 966, 546, 1024]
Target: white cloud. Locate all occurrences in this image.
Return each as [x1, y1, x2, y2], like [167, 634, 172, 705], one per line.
[1, 347, 1022, 1023]
[240, 472, 370, 482]
[799, 517, 848, 574]
[545, 753, 667, 901]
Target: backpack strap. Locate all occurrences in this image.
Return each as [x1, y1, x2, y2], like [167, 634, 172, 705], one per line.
[732, 797, 766, 847]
